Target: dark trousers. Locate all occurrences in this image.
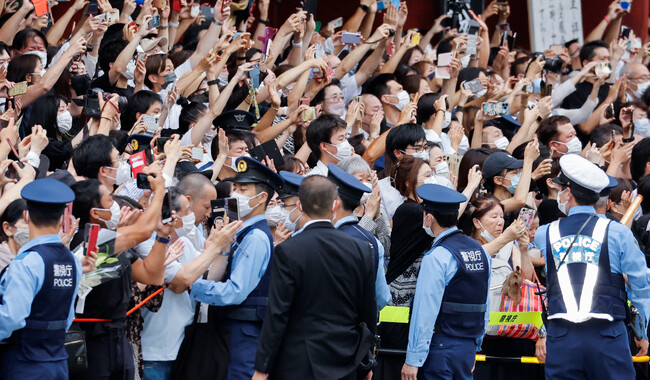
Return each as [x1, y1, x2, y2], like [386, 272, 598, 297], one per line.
[0, 346, 67, 380]
[545, 319, 635, 380]
[70, 328, 135, 380]
[418, 332, 476, 380]
[225, 320, 261, 380]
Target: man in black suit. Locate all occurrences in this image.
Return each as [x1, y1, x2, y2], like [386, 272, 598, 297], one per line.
[253, 175, 377, 380]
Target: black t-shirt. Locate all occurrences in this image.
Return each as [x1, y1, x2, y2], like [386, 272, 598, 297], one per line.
[91, 72, 134, 98]
[538, 198, 564, 226]
[560, 81, 610, 110]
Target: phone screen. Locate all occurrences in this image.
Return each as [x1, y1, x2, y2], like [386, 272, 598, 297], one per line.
[161, 190, 173, 224]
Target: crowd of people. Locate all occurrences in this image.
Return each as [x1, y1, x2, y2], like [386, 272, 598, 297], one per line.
[0, 0, 649, 378]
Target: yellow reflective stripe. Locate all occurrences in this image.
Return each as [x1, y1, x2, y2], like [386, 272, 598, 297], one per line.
[475, 354, 486, 362]
[378, 306, 410, 323]
[520, 356, 540, 364]
[470, 355, 650, 364]
[633, 356, 650, 363]
[488, 312, 543, 328]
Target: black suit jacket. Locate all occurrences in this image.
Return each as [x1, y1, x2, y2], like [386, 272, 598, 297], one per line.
[255, 221, 377, 379]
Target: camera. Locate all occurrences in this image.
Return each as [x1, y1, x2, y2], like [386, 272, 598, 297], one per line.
[81, 90, 128, 118]
[531, 52, 563, 74]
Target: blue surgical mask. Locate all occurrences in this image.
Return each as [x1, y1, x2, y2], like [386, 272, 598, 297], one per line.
[505, 172, 521, 194]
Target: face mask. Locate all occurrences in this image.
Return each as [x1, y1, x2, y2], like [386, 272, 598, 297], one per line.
[218, 73, 229, 87]
[24, 50, 47, 67]
[102, 165, 118, 183]
[163, 72, 177, 87]
[323, 37, 335, 55]
[489, 136, 509, 150]
[231, 191, 263, 218]
[116, 160, 131, 185]
[477, 220, 495, 242]
[390, 90, 410, 111]
[423, 176, 437, 185]
[265, 206, 283, 226]
[433, 161, 449, 178]
[360, 182, 373, 204]
[633, 81, 650, 99]
[326, 140, 353, 162]
[460, 55, 470, 68]
[554, 136, 582, 155]
[327, 101, 346, 117]
[202, 128, 216, 145]
[13, 227, 30, 247]
[634, 118, 650, 136]
[176, 212, 196, 237]
[411, 149, 429, 161]
[57, 110, 73, 133]
[504, 172, 521, 195]
[124, 60, 136, 80]
[281, 206, 300, 231]
[475, 88, 487, 98]
[94, 201, 121, 229]
[556, 188, 568, 215]
[422, 214, 435, 237]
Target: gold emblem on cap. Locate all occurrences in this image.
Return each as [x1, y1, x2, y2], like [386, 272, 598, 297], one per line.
[131, 139, 139, 151]
[237, 159, 247, 173]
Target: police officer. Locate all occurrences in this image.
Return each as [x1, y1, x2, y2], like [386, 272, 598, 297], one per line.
[190, 156, 284, 380]
[0, 178, 81, 380]
[534, 154, 650, 379]
[277, 171, 304, 232]
[328, 164, 391, 310]
[401, 184, 491, 380]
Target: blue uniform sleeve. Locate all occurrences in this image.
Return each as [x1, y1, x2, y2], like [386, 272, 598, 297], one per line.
[0, 252, 44, 340]
[190, 229, 271, 306]
[608, 223, 650, 340]
[534, 224, 549, 269]
[67, 257, 82, 331]
[405, 247, 456, 367]
[375, 241, 391, 311]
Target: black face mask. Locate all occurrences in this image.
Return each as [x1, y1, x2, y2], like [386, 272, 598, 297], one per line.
[70, 74, 91, 95]
[188, 92, 209, 103]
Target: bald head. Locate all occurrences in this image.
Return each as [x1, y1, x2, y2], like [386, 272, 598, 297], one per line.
[299, 175, 338, 219]
[179, 173, 213, 199]
[622, 63, 650, 82]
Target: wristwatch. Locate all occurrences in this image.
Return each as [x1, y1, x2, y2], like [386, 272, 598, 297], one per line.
[156, 234, 171, 245]
[538, 327, 547, 338]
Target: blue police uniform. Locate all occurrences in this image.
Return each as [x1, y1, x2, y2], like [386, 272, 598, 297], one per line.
[533, 155, 650, 380]
[328, 164, 391, 310]
[189, 157, 283, 380]
[0, 179, 80, 380]
[405, 184, 491, 380]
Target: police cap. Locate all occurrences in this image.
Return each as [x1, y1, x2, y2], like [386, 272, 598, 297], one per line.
[127, 134, 153, 153]
[212, 110, 256, 132]
[327, 164, 371, 203]
[552, 154, 609, 195]
[22, 178, 75, 214]
[278, 171, 304, 199]
[417, 184, 467, 214]
[231, 157, 284, 191]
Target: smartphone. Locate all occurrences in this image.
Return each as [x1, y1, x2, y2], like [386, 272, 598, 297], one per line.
[190, 4, 200, 17]
[546, 84, 553, 97]
[301, 107, 316, 122]
[5, 161, 20, 180]
[447, 153, 462, 177]
[516, 207, 536, 230]
[148, 14, 160, 29]
[94, 13, 106, 22]
[621, 25, 631, 39]
[463, 79, 483, 94]
[211, 198, 239, 222]
[483, 102, 509, 117]
[63, 202, 73, 233]
[341, 32, 361, 45]
[156, 137, 172, 152]
[200, 5, 214, 19]
[8, 82, 27, 97]
[605, 103, 615, 119]
[153, 0, 166, 8]
[466, 20, 480, 56]
[611, 130, 617, 144]
[328, 17, 343, 28]
[496, 2, 508, 12]
[376, 0, 385, 10]
[250, 63, 261, 89]
[595, 62, 612, 78]
[191, 147, 203, 160]
[136, 172, 152, 189]
[88, 0, 98, 14]
[411, 32, 421, 46]
[143, 114, 160, 135]
[620, 0, 632, 11]
[161, 190, 173, 224]
[84, 223, 100, 256]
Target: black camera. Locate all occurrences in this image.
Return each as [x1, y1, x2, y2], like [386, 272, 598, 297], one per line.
[79, 90, 128, 119]
[531, 52, 563, 74]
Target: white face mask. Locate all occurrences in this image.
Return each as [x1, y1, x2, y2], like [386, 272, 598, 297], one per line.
[477, 219, 495, 242]
[633, 81, 650, 99]
[410, 149, 430, 162]
[102, 165, 119, 184]
[24, 50, 47, 68]
[327, 101, 346, 117]
[489, 136, 509, 150]
[124, 59, 136, 80]
[218, 73, 229, 87]
[360, 182, 373, 204]
[176, 212, 196, 237]
[326, 140, 353, 162]
[202, 128, 216, 144]
[554, 137, 582, 155]
[231, 191, 263, 218]
[115, 160, 132, 185]
[556, 188, 568, 215]
[57, 110, 73, 133]
[281, 206, 300, 231]
[460, 54, 470, 68]
[422, 215, 435, 237]
[13, 227, 30, 247]
[423, 176, 437, 185]
[433, 161, 449, 178]
[94, 201, 121, 229]
[634, 118, 650, 136]
[390, 90, 410, 111]
[265, 206, 283, 226]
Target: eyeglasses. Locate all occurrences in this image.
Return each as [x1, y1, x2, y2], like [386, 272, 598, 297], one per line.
[282, 203, 297, 209]
[324, 94, 344, 104]
[630, 75, 650, 82]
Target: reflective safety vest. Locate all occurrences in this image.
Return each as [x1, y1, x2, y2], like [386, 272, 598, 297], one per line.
[546, 214, 627, 323]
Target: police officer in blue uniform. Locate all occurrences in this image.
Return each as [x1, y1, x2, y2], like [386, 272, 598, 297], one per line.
[277, 171, 304, 232]
[401, 184, 491, 380]
[0, 178, 81, 380]
[328, 164, 391, 311]
[190, 156, 284, 380]
[534, 154, 650, 379]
